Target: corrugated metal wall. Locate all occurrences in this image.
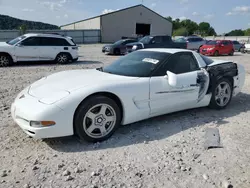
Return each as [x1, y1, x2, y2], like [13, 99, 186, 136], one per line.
[0, 29, 101, 44]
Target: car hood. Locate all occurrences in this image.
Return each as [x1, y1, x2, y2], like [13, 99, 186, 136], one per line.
[201, 45, 216, 48]
[28, 69, 138, 98]
[0, 42, 11, 47]
[126, 42, 143, 46]
[207, 59, 234, 67]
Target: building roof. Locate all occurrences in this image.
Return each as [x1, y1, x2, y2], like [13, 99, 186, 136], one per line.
[60, 4, 172, 27]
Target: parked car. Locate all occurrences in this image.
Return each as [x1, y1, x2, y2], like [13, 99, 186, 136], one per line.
[199, 40, 234, 56]
[0, 33, 79, 67]
[11, 48, 245, 142]
[240, 43, 250, 53]
[232, 40, 244, 52]
[125, 35, 187, 53]
[175, 36, 206, 51]
[102, 38, 138, 55]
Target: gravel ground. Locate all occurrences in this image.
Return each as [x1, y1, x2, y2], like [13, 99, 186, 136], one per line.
[0, 45, 250, 188]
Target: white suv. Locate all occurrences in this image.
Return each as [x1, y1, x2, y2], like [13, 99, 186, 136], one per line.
[0, 33, 79, 67]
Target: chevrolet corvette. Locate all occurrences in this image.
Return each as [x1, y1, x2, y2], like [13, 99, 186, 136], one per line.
[11, 48, 245, 142]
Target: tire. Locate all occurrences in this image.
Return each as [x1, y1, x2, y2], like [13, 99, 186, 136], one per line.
[209, 78, 233, 109]
[229, 50, 234, 56]
[0, 54, 13, 67]
[55, 53, 70, 64]
[214, 50, 219, 56]
[74, 95, 121, 142]
[114, 48, 120, 55]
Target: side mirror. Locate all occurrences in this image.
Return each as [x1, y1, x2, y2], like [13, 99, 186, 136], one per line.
[151, 40, 156, 44]
[167, 71, 180, 87]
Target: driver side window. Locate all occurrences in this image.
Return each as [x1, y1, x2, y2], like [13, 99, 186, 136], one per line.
[153, 52, 200, 76]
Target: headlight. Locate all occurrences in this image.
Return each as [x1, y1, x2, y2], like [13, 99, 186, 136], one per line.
[207, 47, 215, 50]
[38, 90, 70, 105]
[132, 45, 138, 50]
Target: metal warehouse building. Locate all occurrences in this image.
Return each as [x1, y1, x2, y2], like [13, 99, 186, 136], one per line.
[60, 4, 173, 43]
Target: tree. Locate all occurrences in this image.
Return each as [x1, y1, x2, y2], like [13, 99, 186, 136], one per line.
[19, 24, 27, 35]
[198, 22, 211, 36]
[173, 27, 188, 36]
[244, 28, 250, 36]
[166, 16, 172, 22]
[226, 29, 245, 36]
[180, 19, 198, 35]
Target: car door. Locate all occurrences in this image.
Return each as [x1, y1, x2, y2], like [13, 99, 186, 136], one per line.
[39, 37, 63, 61]
[220, 41, 229, 54]
[120, 40, 137, 54]
[145, 36, 163, 48]
[14, 37, 40, 61]
[149, 52, 202, 116]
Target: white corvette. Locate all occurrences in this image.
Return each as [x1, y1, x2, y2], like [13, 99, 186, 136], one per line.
[11, 49, 245, 142]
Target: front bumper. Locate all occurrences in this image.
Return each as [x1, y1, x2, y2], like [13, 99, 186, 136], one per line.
[200, 49, 215, 56]
[11, 90, 74, 139]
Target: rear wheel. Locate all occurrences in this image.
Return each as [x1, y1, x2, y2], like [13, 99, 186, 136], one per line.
[0, 54, 13, 67]
[55, 53, 70, 64]
[229, 50, 234, 56]
[74, 95, 121, 142]
[214, 50, 219, 56]
[209, 78, 233, 109]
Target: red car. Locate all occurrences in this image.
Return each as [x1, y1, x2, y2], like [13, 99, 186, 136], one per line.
[199, 40, 234, 56]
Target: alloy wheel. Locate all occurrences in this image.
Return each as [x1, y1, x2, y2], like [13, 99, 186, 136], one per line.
[0, 56, 9, 67]
[57, 54, 68, 63]
[215, 81, 231, 107]
[83, 104, 117, 139]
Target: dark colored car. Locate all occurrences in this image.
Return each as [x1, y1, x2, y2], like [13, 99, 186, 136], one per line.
[125, 35, 187, 53]
[102, 39, 138, 55]
[199, 40, 234, 56]
[232, 40, 244, 52]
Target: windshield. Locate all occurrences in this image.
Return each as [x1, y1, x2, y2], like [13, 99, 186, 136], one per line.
[175, 37, 187, 42]
[113, 40, 125, 45]
[206, 40, 220, 45]
[139, 36, 153, 44]
[102, 51, 171, 77]
[200, 54, 214, 65]
[6, 35, 26, 45]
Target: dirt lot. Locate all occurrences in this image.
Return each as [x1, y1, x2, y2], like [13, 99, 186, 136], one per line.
[0, 44, 250, 188]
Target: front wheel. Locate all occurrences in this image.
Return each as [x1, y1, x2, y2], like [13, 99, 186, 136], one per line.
[74, 96, 121, 142]
[209, 78, 233, 109]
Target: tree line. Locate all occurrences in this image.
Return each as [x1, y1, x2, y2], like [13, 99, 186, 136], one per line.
[0, 14, 59, 30]
[166, 16, 250, 37]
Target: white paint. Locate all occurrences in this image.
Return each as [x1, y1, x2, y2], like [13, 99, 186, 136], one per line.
[11, 49, 246, 139]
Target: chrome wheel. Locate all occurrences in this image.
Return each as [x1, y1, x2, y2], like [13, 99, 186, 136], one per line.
[57, 54, 68, 63]
[0, 56, 9, 67]
[215, 81, 231, 107]
[83, 103, 117, 139]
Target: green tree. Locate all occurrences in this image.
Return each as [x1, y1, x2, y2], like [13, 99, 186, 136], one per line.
[166, 16, 172, 22]
[198, 22, 211, 36]
[19, 24, 27, 35]
[173, 27, 188, 36]
[180, 19, 198, 35]
[244, 28, 250, 36]
[226, 29, 245, 36]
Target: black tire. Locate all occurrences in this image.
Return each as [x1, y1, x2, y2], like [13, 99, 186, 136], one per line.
[0, 54, 13, 67]
[229, 50, 234, 56]
[55, 53, 70, 64]
[114, 48, 120, 55]
[74, 95, 121, 142]
[214, 50, 219, 56]
[209, 78, 233, 110]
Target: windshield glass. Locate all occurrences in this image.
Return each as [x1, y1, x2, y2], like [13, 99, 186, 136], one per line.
[206, 40, 220, 45]
[139, 36, 153, 44]
[200, 54, 214, 65]
[7, 35, 26, 45]
[103, 51, 171, 77]
[175, 37, 187, 42]
[113, 40, 125, 45]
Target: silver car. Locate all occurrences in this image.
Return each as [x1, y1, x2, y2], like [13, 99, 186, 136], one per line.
[175, 36, 206, 51]
[232, 40, 244, 52]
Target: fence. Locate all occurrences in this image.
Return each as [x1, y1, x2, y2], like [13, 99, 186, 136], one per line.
[0, 29, 101, 44]
[173, 36, 250, 43]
